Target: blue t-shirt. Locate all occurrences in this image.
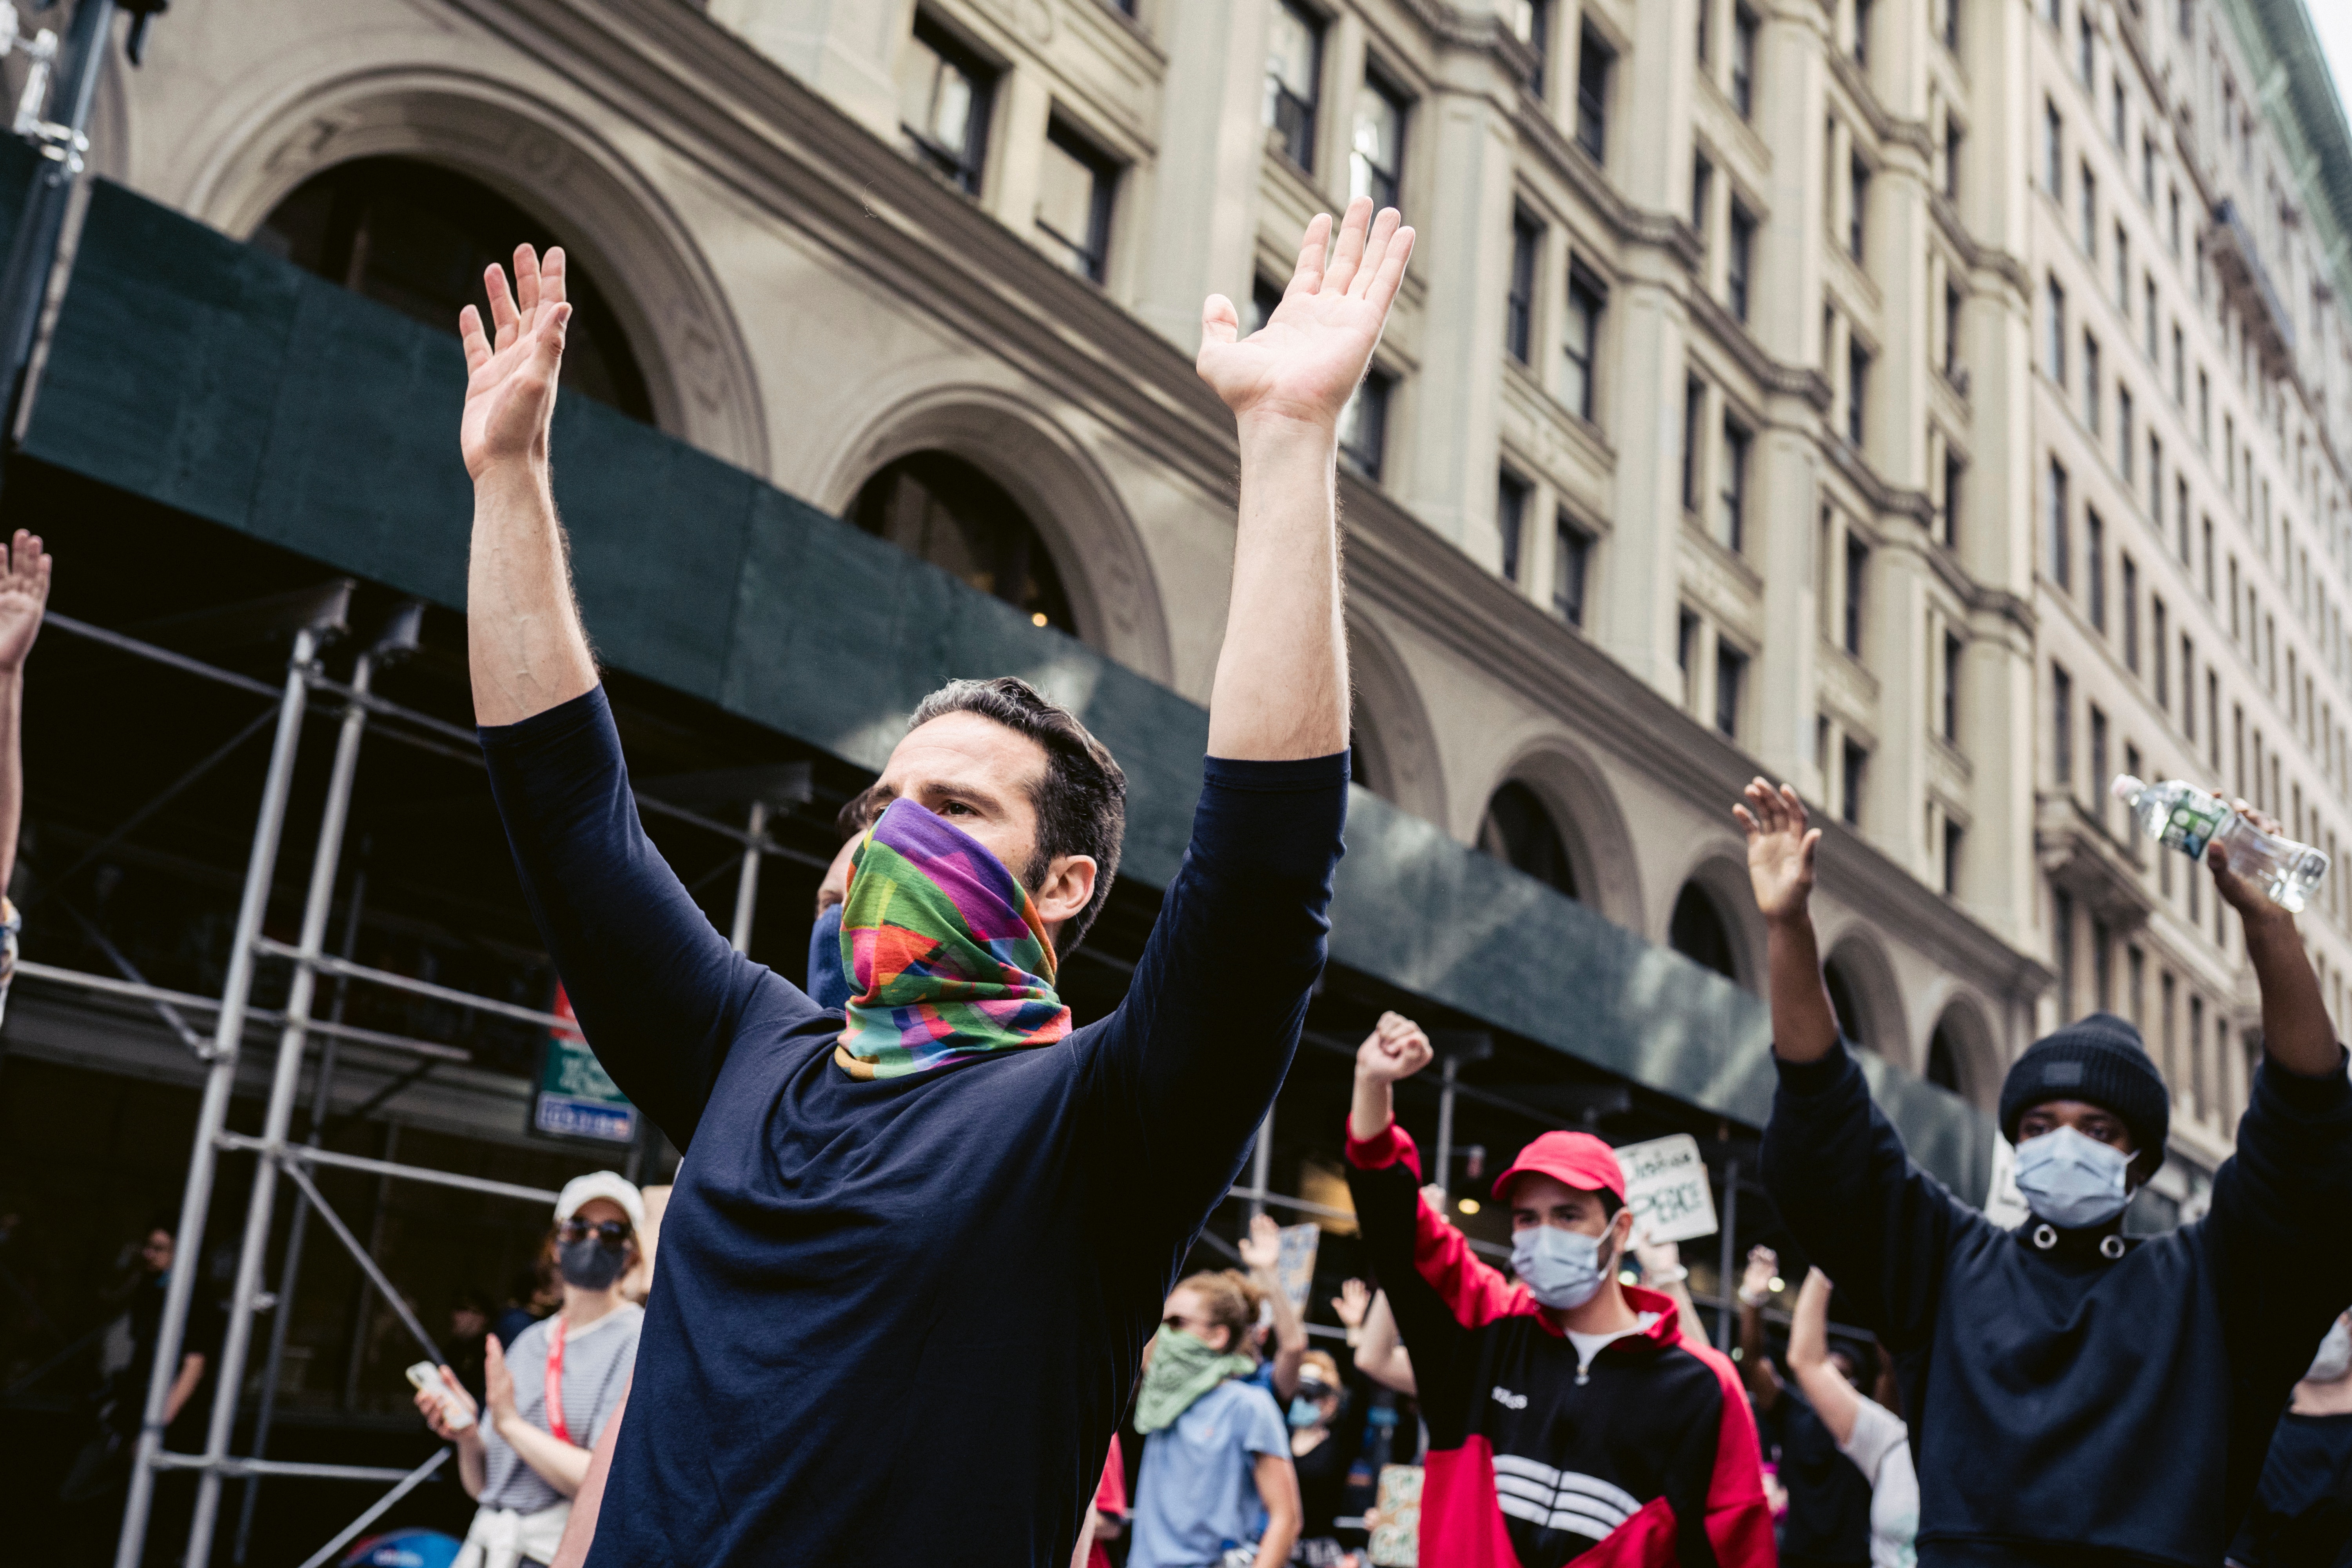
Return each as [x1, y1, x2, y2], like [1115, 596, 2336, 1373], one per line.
[481, 688, 1347, 1568]
[1130, 1379, 1293, 1568]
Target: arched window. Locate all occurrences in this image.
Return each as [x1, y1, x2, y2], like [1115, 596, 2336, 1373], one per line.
[1668, 883, 1736, 979]
[1824, 958, 1867, 1049]
[1927, 1024, 1963, 1091]
[851, 452, 1076, 633]
[255, 157, 655, 422]
[1477, 780, 1577, 898]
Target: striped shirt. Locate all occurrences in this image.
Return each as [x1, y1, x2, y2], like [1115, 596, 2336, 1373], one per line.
[480, 1302, 642, 1513]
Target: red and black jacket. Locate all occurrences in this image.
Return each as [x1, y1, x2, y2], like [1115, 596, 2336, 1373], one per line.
[1346, 1121, 1775, 1568]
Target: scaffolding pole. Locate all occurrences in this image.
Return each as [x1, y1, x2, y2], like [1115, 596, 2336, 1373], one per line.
[184, 648, 378, 1564]
[114, 623, 325, 1568]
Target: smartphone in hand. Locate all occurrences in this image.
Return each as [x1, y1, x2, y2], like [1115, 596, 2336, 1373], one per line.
[405, 1361, 475, 1430]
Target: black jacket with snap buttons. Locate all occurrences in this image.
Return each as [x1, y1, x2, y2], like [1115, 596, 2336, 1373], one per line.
[1760, 1042, 2352, 1566]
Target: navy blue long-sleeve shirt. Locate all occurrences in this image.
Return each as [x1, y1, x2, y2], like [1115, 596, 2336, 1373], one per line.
[1760, 1042, 2352, 1566]
[481, 688, 1345, 1567]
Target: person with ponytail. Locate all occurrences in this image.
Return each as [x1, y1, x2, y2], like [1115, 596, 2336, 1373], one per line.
[417, 1172, 645, 1568]
[1128, 1271, 1302, 1568]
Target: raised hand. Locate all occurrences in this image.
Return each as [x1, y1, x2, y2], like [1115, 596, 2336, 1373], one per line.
[1356, 1010, 1433, 1086]
[1197, 198, 1416, 430]
[1739, 1245, 1779, 1305]
[0, 530, 51, 673]
[458, 245, 573, 480]
[1734, 778, 1820, 923]
[1240, 1211, 1283, 1274]
[2210, 798, 2291, 922]
[1331, 1278, 1372, 1331]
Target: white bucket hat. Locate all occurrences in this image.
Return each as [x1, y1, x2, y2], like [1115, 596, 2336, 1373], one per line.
[554, 1170, 645, 1231]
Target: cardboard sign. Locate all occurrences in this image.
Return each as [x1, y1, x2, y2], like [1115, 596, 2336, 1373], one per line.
[1613, 1134, 1719, 1244]
[1366, 1463, 1424, 1567]
[1274, 1222, 1320, 1314]
[532, 986, 639, 1144]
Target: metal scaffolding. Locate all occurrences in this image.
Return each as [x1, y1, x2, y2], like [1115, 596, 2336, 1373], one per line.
[53, 593, 1773, 1568]
[32, 597, 816, 1568]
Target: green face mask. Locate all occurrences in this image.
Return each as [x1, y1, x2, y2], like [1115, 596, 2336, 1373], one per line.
[1134, 1324, 1255, 1434]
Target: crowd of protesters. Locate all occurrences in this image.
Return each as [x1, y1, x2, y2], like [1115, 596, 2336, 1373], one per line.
[39, 180, 2352, 1568]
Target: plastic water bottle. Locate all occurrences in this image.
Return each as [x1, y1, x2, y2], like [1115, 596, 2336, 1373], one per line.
[2111, 775, 2331, 911]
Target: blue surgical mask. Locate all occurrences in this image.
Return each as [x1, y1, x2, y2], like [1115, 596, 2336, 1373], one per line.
[1511, 1223, 1613, 1311]
[807, 902, 851, 1010]
[1287, 1396, 1323, 1429]
[2012, 1124, 2131, 1229]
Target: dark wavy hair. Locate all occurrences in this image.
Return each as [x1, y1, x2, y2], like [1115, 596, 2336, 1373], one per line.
[907, 677, 1126, 951]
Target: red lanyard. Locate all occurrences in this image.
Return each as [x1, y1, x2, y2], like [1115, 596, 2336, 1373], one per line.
[544, 1316, 572, 1446]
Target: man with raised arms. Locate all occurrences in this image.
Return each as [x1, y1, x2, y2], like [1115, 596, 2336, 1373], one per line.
[461, 198, 1412, 1566]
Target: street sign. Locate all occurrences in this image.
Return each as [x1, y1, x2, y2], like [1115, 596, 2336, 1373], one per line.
[532, 986, 638, 1144]
[1613, 1133, 1719, 1244]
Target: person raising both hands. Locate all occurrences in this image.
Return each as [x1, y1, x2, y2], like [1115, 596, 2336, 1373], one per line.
[459, 198, 1412, 1568]
[1736, 777, 2352, 1566]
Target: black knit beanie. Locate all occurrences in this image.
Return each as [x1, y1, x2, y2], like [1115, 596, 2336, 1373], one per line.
[1998, 1011, 2169, 1175]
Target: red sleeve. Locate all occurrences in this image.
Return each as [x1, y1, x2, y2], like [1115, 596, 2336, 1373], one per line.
[1346, 1120, 1531, 1331]
[1093, 1433, 1126, 1516]
[1689, 1343, 1776, 1566]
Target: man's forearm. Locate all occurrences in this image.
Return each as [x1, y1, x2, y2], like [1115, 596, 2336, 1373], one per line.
[2244, 911, 2339, 1076]
[467, 465, 598, 728]
[1206, 417, 1347, 762]
[1766, 909, 1839, 1063]
[1349, 1074, 1394, 1144]
[0, 668, 23, 896]
[1736, 1304, 1777, 1407]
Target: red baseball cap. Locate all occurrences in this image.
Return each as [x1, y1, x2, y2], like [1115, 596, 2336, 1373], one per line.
[1492, 1130, 1626, 1205]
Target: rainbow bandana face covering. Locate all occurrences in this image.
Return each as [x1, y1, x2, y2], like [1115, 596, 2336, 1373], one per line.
[833, 797, 1073, 1080]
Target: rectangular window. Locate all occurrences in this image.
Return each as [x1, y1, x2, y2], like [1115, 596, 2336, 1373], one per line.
[2054, 663, 2075, 787]
[1497, 472, 1528, 585]
[2150, 434, 2163, 517]
[2084, 333, 2100, 432]
[897, 17, 998, 194]
[1943, 452, 1964, 549]
[2172, 325, 2185, 403]
[1682, 377, 1706, 512]
[1506, 211, 1540, 363]
[1944, 818, 1964, 896]
[1845, 534, 1868, 656]
[1944, 631, 1963, 742]
[1512, 0, 1552, 98]
[2055, 889, 2076, 1017]
[1264, 0, 1324, 171]
[1850, 158, 1870, 261]
[2171, 185, 2183, 257]
[1853, 0, 1872, 63]
[1563, 269, 1605, 421]
[2081, 163, 2098, 254]
[2119, 388, 2134, 481]
[2048, 278, 2067, 383]
[2183, 635, 2196, 740]
[2199, 370, 2210, 447]
[1727, 204, 1756, 322]
[1245, 274, 1284, 336]
[2145, 276, 2158, 359]
[1576, 25, 1614, 161]
[1720, 420, 1751, 552]
[1338, 368, 1394, 481]
[2112, 78, 2126, 147]
[1035, 120, 1118, 283]
[1732, 7, 1758, 117]
[2123, 555, 2140, 670]
[1842, 738, 1867, 826]
[2153, 596, 2169, 702]
[1945, 120, 1963, 201]
[1350, 71, 1408, 211]
[1716, 643, 1747, 739]
[1945, 283, 1964, 378]
[1555, 515, 1592, 625]
[2051, 460, 2071, 588]
[1690, 155, 1712, 247]
[2045, 100, 2064, 196]
[2087, 510, 2106, 630]
[1678, 609, 1700, 709]
[2142, 135, 2157, 204]
[1847, 340, 1870, 448]
[2077, 7, 2094, 82]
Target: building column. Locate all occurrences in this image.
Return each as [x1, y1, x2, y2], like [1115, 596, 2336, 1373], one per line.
[1600, 278, 1695, 700]
[1752, 429, 1823, 789]
[1129, 0, 1271, 350]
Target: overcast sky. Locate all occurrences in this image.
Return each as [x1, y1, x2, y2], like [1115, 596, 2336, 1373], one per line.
[2318, 4, 2352, 131]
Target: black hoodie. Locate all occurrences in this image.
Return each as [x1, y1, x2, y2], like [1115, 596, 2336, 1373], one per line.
[1761, 1043, 2352, 1566]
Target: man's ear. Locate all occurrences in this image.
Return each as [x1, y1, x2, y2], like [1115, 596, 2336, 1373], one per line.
[1034, 854, 1097, 935]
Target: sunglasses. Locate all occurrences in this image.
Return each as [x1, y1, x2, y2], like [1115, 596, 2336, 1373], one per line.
[558, 1218, 633, 1246]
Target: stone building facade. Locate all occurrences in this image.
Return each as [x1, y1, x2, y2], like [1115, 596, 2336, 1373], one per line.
[54, 0, 2352, 1200]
